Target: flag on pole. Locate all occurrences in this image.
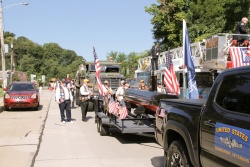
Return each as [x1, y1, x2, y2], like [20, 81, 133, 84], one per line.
[93, 46, 104, 96]
[163, 48, 180, 95]
[229, 47, 250, 68]
[108, 97, 118, 114]
[183, 20, 199, 99]
[119, 99, 128, 119]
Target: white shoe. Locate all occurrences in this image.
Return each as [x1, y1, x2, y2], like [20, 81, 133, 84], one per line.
[62, 121, 66, 124]
[70, 120, 74, 124]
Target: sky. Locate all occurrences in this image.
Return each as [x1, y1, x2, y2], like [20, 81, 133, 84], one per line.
[2, 0, 157, 62]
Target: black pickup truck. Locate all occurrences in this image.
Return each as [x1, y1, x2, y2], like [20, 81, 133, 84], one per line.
[155, 66, 250, 167]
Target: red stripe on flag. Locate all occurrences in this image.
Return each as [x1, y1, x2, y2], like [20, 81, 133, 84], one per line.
[119, 106, 128, 119]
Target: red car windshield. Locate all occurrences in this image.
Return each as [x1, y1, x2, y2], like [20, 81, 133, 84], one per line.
[10, 84, 35, 91]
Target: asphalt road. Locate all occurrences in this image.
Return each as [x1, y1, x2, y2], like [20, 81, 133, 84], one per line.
[0, 89, 164, 167]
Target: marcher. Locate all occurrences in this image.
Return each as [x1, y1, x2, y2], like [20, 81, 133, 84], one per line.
[233, 17, 249, 46]
[68, 80, 76, 108]
[55, 79, 73, 124]
[80, 79, 92, 121]
[151, 42, 160, 70]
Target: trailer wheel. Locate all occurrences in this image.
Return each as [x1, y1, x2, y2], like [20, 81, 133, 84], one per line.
[98, 119, 109, 136]
[165, 140, 191, 167]
[97, 117, 100, 133]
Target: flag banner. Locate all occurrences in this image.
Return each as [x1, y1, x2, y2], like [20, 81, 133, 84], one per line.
[164, 48, 180, 95]
[93, 46, 104, 96]
[108, 97, 118, 114]
[119, 99, 128, 119]
[183, 20, 199, 99]
[229, 47, 250, 68]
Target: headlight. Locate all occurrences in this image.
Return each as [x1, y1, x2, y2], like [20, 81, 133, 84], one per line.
[5, 94, 10, 99]
[31, 94, 37, 99]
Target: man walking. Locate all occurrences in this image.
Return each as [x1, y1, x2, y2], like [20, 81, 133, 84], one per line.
[55, 79, 73, 124]
[80, 79, 92, 121]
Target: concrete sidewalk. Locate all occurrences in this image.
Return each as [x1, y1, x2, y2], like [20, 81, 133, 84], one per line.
[33, 91, 163, 167]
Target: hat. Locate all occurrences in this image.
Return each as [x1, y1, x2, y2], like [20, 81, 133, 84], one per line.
[104, 80, 109, 84]
[61, 79, 66, 83]
[121, 80, 125, 85]
[83, 79, 89, 83]
[154, 41, 159, 45]
[140, 80, 144, 83]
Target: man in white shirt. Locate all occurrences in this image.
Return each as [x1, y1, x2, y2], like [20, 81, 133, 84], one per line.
[116, 80, 126, 102]
[55, 79, 73, 124]
[102, 80, 113, 106]
[157, 83, 166, 94]
[80, 79, 92, 121]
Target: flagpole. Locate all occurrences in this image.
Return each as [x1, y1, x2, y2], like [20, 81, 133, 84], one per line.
[182, 19, 187, 99]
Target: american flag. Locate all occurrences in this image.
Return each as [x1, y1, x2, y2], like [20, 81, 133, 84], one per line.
[229, 47, 250, 68]
[93, 46, 104, 96]
[119, 99, 128, 119]
[108, 97, 118, 114]
[163, 48, 180, 95]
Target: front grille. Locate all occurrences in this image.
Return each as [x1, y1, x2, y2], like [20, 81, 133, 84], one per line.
[12, 96, 30, 100]
[101, 78, 121, 91]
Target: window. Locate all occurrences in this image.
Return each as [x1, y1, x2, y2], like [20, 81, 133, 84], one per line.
[215, 73, 250, 114]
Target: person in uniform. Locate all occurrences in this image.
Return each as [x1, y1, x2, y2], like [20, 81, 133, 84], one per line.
[116, 80, 126, 102]
[55, 78, 73, 124]
[102, 80, 113, 106]
[80, 79, 92, 121]
[233, 17, 249, 46]
[151, 42, 160, 70]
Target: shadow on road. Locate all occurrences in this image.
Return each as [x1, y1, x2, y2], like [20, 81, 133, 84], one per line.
[151, 156, 164, 167]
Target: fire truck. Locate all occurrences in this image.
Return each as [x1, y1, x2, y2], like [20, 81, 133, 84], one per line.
[135, 33, 250, 99]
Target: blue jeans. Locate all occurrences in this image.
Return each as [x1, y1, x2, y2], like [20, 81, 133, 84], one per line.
[59, 100, 71, 122]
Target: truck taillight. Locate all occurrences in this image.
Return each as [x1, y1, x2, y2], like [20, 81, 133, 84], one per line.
[199, 95, 203, 99]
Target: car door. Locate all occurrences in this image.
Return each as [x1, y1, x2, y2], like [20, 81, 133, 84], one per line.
[200, 71, 250, 167]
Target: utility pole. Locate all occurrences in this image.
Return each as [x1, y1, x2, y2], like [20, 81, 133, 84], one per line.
[0, 0, 5, 89]
[10, 41, 14, 83]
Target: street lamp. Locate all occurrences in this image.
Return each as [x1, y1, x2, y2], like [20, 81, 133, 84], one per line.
[0, 1, 28, 89]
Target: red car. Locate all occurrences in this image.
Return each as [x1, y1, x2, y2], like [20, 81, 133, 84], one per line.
[4, 81, 40, 111]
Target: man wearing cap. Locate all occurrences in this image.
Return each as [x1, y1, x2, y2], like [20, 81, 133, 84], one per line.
[116, 80, 126, 102]
[102, 80, 113, 107]
[80, 79, 92, 121]
[151, 42, 160, 70]
[55, 78, 73, 124]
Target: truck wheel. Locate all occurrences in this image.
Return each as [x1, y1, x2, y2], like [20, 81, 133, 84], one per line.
[98, 119, 109, 136]
[88, 101, 94, 111]
[165, 140, 191, 167]
[4, 106, 9, 111]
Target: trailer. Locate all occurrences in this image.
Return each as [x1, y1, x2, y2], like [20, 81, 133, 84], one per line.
[95, 87, 178, 137]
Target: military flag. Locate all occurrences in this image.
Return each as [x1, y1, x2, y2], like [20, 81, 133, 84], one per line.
[183, 20, 199, 99]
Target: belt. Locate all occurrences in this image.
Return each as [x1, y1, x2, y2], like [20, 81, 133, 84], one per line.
[65, 99, 70, 101]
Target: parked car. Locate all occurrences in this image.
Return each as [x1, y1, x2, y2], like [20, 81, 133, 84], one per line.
[3, 81, 40, 111]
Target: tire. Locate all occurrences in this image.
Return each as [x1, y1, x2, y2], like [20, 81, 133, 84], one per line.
[98, 119, 109, 136]
[165, 140, 191, 167]
[34, 103, 39, 111]
[4, 106, 9, 111]
[88, 101, 94, 111]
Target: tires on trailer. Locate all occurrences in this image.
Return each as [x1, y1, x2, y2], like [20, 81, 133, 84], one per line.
[165, 140, 191, 167]
[97, 118, 109, 136]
